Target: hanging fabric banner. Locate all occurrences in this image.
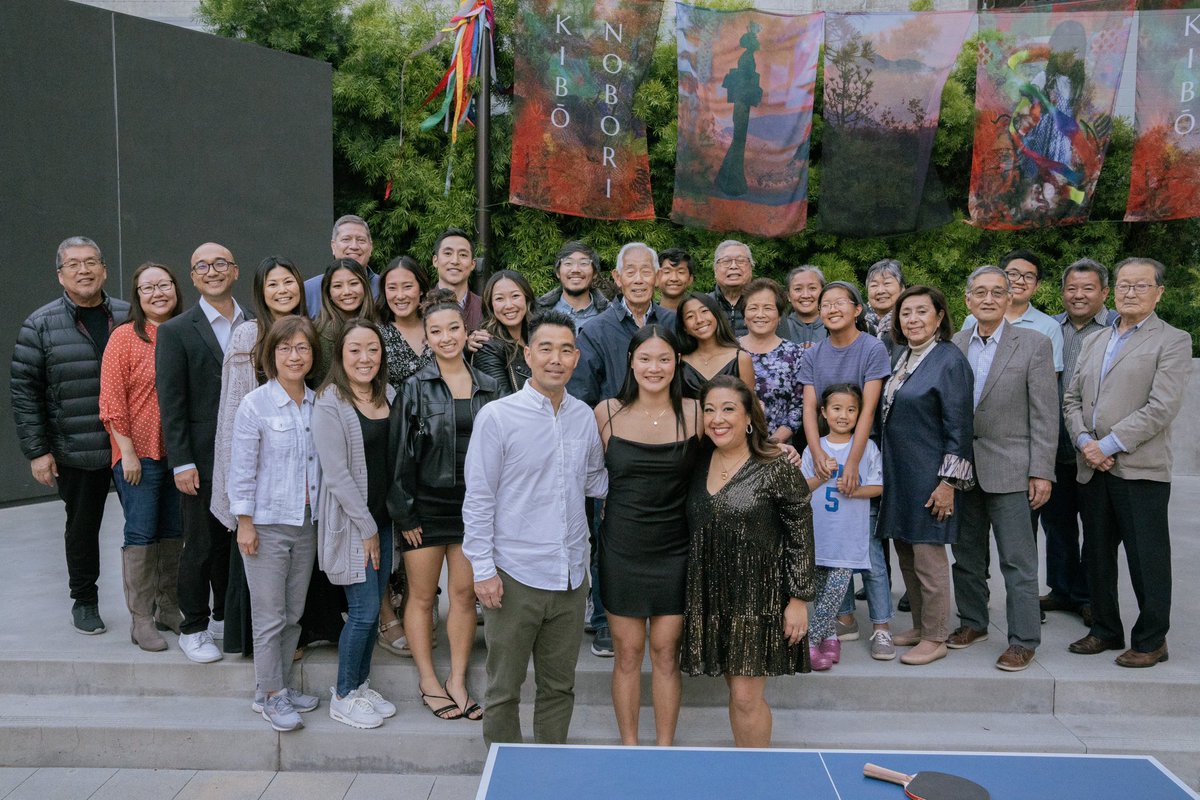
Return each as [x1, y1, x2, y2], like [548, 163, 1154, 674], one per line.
[818, 11, 974, 236]
[508, 0, 661, 220]
[1125, 9, 1200, 222]
[968, 9, 1133, 230]
[671, 4, 823, 237]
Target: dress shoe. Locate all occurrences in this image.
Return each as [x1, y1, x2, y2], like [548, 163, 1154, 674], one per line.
[900, 640, 947, 665]
[897, 593, 911, 613]
[1068, 634, 1125, 655]
[946, 625, 989, 649]
[996, 644, 1036, 672]
[891, 627, 922, 647]
[1039, 593, 1077, 613]
[1115, 643, 1168, 668]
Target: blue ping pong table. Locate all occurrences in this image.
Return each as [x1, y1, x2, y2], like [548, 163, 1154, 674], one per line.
[477, 744, 1199, 800]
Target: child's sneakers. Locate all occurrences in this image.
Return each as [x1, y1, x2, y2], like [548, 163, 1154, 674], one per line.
[869, 629, 897, 661]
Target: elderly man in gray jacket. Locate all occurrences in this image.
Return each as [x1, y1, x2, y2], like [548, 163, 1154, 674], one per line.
[948, 265, 1058, 672]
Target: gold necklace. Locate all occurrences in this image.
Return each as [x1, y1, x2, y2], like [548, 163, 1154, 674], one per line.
[641, 407, 669, 426]
[715, 449, 749, 480]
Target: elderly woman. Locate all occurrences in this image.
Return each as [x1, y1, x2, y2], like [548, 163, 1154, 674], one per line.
[781, 266, 826, 349]
[865, 259, 906, 354]
[877, 286, 974, 666]
[738, 278, 805, 446]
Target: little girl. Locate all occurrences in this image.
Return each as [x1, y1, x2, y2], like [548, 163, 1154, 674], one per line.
[800, 383, 883, 670]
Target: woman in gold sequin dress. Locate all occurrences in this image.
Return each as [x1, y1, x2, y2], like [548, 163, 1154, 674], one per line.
[682, 375, 816, 748]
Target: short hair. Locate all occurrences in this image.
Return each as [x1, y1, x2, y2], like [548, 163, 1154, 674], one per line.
[965, 265, 1011, 293]
[674, 291, 739, 354]
[331, 214, 371, 241]
[261, 316, 320, 382]
[318, 317, 389, 405]
[743, 278, 786, 316]
[433, 227, 474, 257]
[56, 236, 102, 269]
[866, 258, 906, 288]
[125, 261, 182, 343]
[821, 382, 863, 408]
[658, 248, 694, 276]
[317, 258, 376, 329]
[891, 285, 954, 347]
[785, 265, 825, 288]
[1060, 258, 1110, 290]
[555, 241, 599, 273]
[998, 248, 1042, 279]
[527, 309, 577, 343]
[699, 375, 779, 462]
[1113, 256, 1166, 286]
[615, 242, 659, 272]
[713, 239, 753, 267]
[375, 256, 431, 323]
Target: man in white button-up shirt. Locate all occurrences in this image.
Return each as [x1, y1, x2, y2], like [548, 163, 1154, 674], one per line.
[464, 310, 608, 746]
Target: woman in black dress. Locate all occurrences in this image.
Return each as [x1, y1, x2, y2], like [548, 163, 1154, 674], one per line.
[683, 375, 815, 748]
[674, 292, 756, 399]
[594, 324, 700, 746]
[389, 289, 500, 720]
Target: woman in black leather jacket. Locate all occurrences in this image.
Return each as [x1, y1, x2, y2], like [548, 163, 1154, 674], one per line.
[387, 289, 500, 721]
[471, 269, 535, 395]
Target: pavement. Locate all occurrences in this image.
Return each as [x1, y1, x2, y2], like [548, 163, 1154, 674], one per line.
[1, 478, 1197, 795]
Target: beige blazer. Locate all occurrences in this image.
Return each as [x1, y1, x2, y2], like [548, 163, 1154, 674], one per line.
[1063, 312, 1192, 483]
[953, 324, 1058, 494]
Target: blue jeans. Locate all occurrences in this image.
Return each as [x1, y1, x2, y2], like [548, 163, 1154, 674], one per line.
[113, 458, 182, 548]
[838, 506, 893, 624]
[336, 526, 392, 697]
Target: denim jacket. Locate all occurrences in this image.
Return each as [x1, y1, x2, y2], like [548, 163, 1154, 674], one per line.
[228, 379, 319, 525]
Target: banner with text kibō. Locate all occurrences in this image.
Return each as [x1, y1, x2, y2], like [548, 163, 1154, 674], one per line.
[508, 0, 661, 220]
[1126, 9, 1200, 222]
[818, 11, 973, 236]
[968, 10, 1133, 230]
[672, 4, 823, 237]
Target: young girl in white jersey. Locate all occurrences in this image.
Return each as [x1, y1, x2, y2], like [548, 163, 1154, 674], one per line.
[800, 384, 883, 670]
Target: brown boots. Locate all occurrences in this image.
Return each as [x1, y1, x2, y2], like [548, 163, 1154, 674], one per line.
[153, 538, 183, 634]
[123, 544, 167, 652]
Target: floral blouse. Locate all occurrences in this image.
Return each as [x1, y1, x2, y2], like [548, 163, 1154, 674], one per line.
[748, 339, 805, 435]
[379, 323, 432, 392]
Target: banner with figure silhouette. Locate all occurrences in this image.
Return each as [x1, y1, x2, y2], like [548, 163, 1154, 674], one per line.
[1125, 9, 1200, 222]
[818, 11, 973, 236]
[968, 9, 1134, 229]
[671, 4, 823, 237]
[508, 0, 662, 220]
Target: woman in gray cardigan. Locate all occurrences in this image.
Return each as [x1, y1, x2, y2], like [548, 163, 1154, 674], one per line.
[313, 319, 398, 730]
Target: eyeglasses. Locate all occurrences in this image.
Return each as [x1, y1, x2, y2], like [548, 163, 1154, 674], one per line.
[192, 259, 235, 275]
[136, 282, 175, 296]
[59, 258, 103, 273]
[968, 288, 1010, 300]
[1114, 282, 1157, 296]
[819, 299, 856, 311]
[275, 344, 312, 356]
[715, 256, 752, 268]
[560, 259, 593, 269]
[1004, 270, 1038, 285]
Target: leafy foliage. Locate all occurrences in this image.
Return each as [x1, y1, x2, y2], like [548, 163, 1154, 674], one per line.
[199, 0, 1198, 351]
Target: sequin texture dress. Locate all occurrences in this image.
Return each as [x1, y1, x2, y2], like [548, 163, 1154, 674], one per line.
[682, 454, 816, 677]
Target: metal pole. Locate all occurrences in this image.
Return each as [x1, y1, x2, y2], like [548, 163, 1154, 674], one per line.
[472, 31, 492, 295]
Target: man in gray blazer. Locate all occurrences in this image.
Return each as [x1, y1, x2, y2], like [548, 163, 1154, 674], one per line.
[1063, 257, 1192, 668]
[949, 266, 1058, 672]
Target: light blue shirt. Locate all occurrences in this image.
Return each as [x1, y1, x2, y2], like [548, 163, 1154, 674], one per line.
[554, 294, 601, 332]
[967, 320, 1005, 410]
[228, 379, 320, 525]
[1075, 317, 1149, 458]
[462, 381, 608, 591]
[963, 303, 1063, 372]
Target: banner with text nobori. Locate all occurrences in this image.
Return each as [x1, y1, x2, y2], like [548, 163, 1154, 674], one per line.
[817, 11, 974, 237]
[1125, 9, 1200, 222]
[672, 4, 823, 237]
[968, 9, 1133, 230]
[508, 0, 662, 220]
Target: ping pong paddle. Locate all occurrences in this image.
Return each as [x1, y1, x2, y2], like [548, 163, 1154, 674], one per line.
[863, 763, 991, 800]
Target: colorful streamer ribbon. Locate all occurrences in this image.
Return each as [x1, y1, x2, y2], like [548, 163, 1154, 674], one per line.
[420, 0, 495, 144]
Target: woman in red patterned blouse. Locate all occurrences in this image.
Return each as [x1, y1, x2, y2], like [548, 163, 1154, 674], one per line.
[99, 261, 183, 652]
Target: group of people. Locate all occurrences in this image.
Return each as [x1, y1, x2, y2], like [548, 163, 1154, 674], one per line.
[11, 219, 1191, 748]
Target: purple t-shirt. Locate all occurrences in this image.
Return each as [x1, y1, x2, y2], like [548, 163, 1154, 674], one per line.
[796, 332, 891, 401]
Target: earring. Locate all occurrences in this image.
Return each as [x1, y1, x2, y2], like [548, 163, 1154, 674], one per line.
[746, 424, 753, 434]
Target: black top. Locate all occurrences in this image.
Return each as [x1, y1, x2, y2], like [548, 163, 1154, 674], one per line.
[413, 398, 474, 538]
[357, 407, 391, 535]
[77, 304, 111, 354]
[680, 355, 741, 400]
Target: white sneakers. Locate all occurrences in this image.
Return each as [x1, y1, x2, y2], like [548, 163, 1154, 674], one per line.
[179, 630, 222, 663]
[329, 687, 383, 729]
[208, 618, 225, 640]
[356, 680, 397, 718]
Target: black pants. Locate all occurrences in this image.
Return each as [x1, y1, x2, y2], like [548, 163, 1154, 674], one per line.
[1037, 460, 1090, 606]
[56, 464, 112, 605]
[1078, 472, 1172, 653]
[178, 482, 231, 635]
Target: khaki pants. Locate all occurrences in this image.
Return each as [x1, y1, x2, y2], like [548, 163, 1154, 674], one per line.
[482, 569, 586, 747]
[895, 541, 950, 643]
